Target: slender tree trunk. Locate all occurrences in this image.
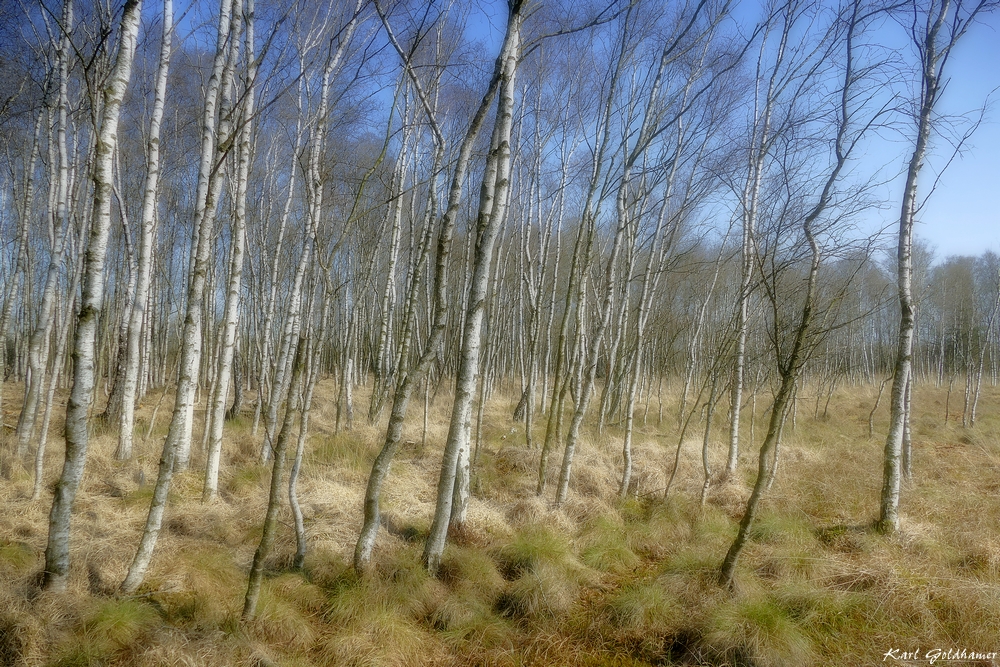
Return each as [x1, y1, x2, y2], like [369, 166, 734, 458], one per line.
[353, 1, 512, 573]
[43, 0, 142, 592]
[243, 337, 306, 621]
[700, 368, 722, 506]
[16, 3, 75, 460]
[289, 296, 329, 569]
[258, 5, 361, 459]
[204, 0, 255, 500]
[120, 0, 241, 593]
[252, 91, 303, 438]
[721, 4, 858, 580]
[369, 82, 411, 423]
[868, 375, 890, 438]
[879, 0, 947, 534]
[117, 0, 173, 461]
[728, 18, 784, 476]
[424, 11, 521, 572]
[100, 169, 137, 426]
[901, 374, 913, 479]
[33, 256, 81, 500]
[0, 109, 42, 428]
[226, 337, 244, 420]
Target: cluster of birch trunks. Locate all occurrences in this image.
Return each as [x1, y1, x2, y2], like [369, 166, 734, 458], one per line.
[0, 0, 997, 612]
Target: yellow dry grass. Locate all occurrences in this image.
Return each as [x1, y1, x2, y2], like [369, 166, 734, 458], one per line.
[0, 377, 998, 666]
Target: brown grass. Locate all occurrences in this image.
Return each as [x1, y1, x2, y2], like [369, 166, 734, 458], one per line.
[1, 377, 999, 666]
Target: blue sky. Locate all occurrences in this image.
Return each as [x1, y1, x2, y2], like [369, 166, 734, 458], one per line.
[914, 11, 1000, 261]
[465, 1, 1000, 263]
[168, 0, 998, 262]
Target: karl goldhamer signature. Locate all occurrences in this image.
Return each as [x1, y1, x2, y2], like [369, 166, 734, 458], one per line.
[883, 648, 999, 664]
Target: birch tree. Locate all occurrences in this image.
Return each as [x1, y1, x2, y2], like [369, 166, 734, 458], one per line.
[721, 0, 879, 586]
[204, 0, 255, 500]
[555, 0, 724, 506]
[878, 0, 990, 534]
[354, 0, 512, 572]
[423, 0, 524, 573]
[15, 0, 75, 460]
[117, 0, 173, 461]
[243, 336, 307, 621]
[121, 0, 242, 593]
[43, 0, 143, 592]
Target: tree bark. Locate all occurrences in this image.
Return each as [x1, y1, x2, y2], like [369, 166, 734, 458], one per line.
[422, 6, 521, 574]
[353, 0, 512, 573]
[117, 0, 173, 461]
[204, 0, 255, 501]
[16, 1, 75, 460]
[879, 0, 954, 534]
[243, 336, 307, 620]
[120, 0, 241, 593]
[43, 0, 142, 592]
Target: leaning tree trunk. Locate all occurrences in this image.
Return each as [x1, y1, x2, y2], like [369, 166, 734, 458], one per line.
[33, 253, 81, 501]
[120, 0, 240, 594]
[16, 1, 75, 460]
[174, 3, 243, 474]
[0, 108, 41, 425]
[243, 337, 306, 621]
[100, 167, 138, 427]
[720, 5, 858, 582]
[369, 84, 412, 423]
[353, 0, 511, 573]
[290, 293, 330, 569]
[251, 97, 303, 437]
[727, 22, 780, 476]
[258, 5, 361, 459]
[423, 11, 521, 574]
[42, 0, 142, 592]
[555, 20, 686, 505]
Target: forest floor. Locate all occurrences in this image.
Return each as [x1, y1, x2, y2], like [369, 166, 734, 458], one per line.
[1, 380, 1000, 666]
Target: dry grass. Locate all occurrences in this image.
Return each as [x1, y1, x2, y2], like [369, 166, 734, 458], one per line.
[1, 377, 1000, 666]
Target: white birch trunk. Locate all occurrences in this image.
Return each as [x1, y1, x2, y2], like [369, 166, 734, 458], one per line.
[353, 0, 512, 572]
[33, 249, 83, 500]
[243, 337, 306, 621]
[0, 109, 42, 422]
[423, 11, 521, 572]
[203, 0, 254, 500]
[879, 0, 952, 534]
[16, 2, 75, 459]
[117, 0, 173, 461]
[42, 0, 142, 592]
[121, 0, 240, 593]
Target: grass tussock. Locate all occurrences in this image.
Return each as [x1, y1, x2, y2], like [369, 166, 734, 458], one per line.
[2, 379, 1000, 665]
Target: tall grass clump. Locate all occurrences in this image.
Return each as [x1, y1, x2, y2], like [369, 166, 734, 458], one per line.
[493, 525, 593, 621]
